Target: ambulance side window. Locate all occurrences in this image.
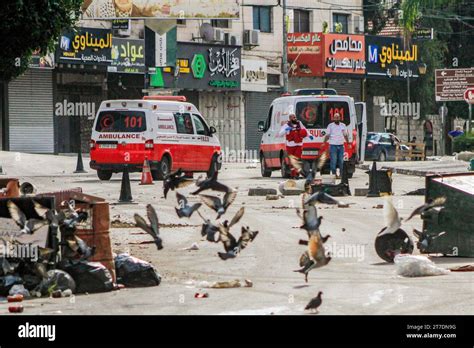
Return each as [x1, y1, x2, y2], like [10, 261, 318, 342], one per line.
[264, 106, 273, 132]
[192, 114, 210, 136]
[174, 113, 194, 135]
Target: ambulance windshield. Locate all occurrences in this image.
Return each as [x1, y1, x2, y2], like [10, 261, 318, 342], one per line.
[95, 111, 147, 133]
[295, 101, 350, 129]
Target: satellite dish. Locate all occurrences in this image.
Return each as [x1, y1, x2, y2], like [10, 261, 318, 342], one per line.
[200, 23, 214, 42]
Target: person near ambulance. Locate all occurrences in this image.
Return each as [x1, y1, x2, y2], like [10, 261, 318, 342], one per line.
[278, 113, 313, 178]
[324, 112, 349, 179]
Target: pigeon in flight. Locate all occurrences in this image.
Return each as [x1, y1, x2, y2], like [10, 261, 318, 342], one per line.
[413, 229, 446, 251]
[304, 191, 342, 206]
[175, 192, 202, 218]
[33, 201, 66, 229]
[406, 197, 446, 221]
[7, 201, 49, 235]
[197, 211, 221, 243]
[199, 190, 237, 219]
[295, 231, 331, 282]
[65, 236, 95, 260]
[134, 204, 163, 250]
[377, 197, 402, 237]
[163, 169, 194, 199]
[305, 291, 323, 314]
[191, 172, 232, 195]
[218, 225, 259, 260]
[296, 204, 323, 233]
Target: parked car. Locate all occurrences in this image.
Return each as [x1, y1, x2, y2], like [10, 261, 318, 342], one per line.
[365, 132, 409, 161]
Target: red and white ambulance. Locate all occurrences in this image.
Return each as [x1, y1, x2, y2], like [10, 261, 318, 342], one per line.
[90, 96, 221, 181]
[258, 92, 367, 178]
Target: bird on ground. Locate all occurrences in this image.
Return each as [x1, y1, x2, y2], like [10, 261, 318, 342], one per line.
[305, 291, 323, 314]
[406, 197, 446, 221]
[134, 204, 163, 250]
[199, 190, 237, 219]
[175, 192, 202, 218]
[218, 225, 259, 260]
[191, 172, 232, 195]
[7, 201, 49, 235]
[163, 169, 194, 199]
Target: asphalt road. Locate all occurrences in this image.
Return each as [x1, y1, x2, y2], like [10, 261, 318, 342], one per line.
[0, 152, 472, 315]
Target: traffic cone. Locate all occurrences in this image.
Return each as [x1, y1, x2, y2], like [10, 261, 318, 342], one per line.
[139, 157, 154, 185]
[119, 166, 133, 203]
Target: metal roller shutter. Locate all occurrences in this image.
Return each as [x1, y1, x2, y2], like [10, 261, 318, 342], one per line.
[8, 70, 54, 153]
[245, 91, 280, 152]
[327, 78, 362, 101]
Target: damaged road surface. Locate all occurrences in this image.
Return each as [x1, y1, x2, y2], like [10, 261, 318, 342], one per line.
[0, 152, 473, 315]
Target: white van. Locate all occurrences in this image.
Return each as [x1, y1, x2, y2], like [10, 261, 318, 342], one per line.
[258, 94, 367, 178]
[90, 96, 222, 181]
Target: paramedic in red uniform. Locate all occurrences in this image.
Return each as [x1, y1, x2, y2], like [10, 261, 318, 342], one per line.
[279, 113, 310, 178]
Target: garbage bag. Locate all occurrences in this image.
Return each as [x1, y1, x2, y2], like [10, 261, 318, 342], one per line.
[38, 270, 76, 295]
[115, 254, 161, 288]
[0, 275, 23, 296]
[22, 274, 43, 291]
[59, 260, 114, 294]
[394, 254, 450, 277]
[9, 284, 30, 298]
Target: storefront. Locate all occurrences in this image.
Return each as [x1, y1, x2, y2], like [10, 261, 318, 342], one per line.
[151, 42, 244, 153]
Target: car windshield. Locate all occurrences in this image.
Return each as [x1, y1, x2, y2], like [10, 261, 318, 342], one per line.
[295, 100, 350, 129]
[367, 133, 379, 141]
[95, 111, 146, 133]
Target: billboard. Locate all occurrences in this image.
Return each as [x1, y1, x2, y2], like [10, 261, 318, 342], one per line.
[108, 38, 145, 73]
[81, 0, 240, 19]
[58, 28, 113, 65]
[366, 35, 420, 80]
[150, 42, 241, 91]
[287, 32, 324, 77]
[324, 33, 366, 75]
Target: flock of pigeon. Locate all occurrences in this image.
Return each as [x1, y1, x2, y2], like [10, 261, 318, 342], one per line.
[134, 170, 259, 261]
[2, 159, 447, 314]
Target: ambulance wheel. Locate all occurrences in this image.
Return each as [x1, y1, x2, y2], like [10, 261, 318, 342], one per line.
[260, 154, 272, 177]
[280, 154, 291, 178]
[155, 156, 171, 180]
[97, 170, 112, 181]
[207, 154, 220, 178]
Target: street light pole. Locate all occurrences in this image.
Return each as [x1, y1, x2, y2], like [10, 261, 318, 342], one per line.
[282, 0, 289, 93]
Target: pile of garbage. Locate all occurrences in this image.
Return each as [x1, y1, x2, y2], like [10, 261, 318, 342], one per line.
[0, 190, 162, 305]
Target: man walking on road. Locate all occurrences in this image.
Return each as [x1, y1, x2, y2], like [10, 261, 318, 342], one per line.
[324, 112, 349, 178]
[279, 113, 311, 178]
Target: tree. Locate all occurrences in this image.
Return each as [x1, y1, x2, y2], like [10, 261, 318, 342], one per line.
[0, 0, 83, 82]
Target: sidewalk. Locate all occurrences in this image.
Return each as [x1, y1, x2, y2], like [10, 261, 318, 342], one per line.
[357, 157, 470, 177]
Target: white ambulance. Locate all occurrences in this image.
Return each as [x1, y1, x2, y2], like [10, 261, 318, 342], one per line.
[90, 96, 222, 181]
[258, 93, 367, 178]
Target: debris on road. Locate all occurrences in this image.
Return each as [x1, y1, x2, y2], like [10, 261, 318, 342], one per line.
[266, 195, 280, 200]
[115, 253, 161, 288]
[244, 279, 253, 288]
[248, 187, 278, 196]
[194, 292, 209, 298]
[394, 255, 450, 277]
[38, 270, 76, 296]
[355, 188, 369, 196]
[59, 260, 114, 294]
[449, 265, 474, 272]
[7, 294, 24, 302]
[210, 279, 241, 288]
[404, 188, 425, 196]
[181, 243, 199, 251]
[8, 305, 24, 313]
[9, 284, 30, 298]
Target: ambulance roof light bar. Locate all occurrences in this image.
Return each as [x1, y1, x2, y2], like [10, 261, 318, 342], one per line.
[143, 96, 187, 102]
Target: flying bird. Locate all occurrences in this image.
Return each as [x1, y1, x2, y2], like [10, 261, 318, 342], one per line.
[304, 191, 342, 206]
[134, 204, 163, 250]
[289, 152, 328, 178]
[218, 225, 259, 260]
[33, 201, 66, 229]
[296, 205, 323, 233]
[163, 169, 194, 199]
[199, 190, 237, 219]
[197, 211, 221, 243]
[7, 201, 49, 235]
[175, 192, 202, 218]
[295, 231, 331, 282]
[305, 291, 323, 314]
[191, 172, 232, 195]
[406, 197, 446, 221]
[65, 236, 95, 260]
[413, 229, 446, 251]
[377, 197, 402, 237]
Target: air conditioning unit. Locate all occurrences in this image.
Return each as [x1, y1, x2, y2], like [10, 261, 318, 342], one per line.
[244, 29, 260, 46]
[213, 28, 225, 42]
[224, 33, 241, 46]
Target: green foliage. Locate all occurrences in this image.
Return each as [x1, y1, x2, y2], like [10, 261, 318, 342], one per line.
[0, 0, 83, 82]
[363, 0, 390, 35]
[453, 132, 474, 152]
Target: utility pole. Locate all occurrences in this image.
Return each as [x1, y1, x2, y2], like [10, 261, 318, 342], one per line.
[282, 0, 289, 93]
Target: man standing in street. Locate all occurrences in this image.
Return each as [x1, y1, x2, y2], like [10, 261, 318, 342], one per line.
[279, 113, 311, 178]
[324, 112, 349, 178]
